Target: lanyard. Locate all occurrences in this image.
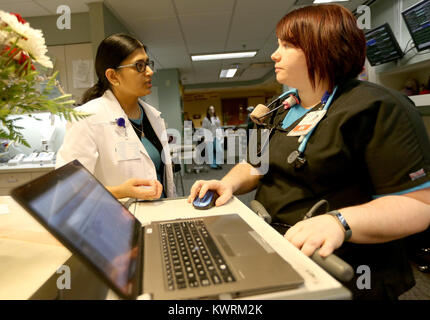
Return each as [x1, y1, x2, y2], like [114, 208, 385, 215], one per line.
[297, 85, 338, 153]
[286, 85, 338, 169]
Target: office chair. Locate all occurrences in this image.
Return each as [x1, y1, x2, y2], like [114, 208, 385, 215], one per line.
[173, 163, 184, 196]
[169, 146, 185, 196]
[405, 228, 430, 273]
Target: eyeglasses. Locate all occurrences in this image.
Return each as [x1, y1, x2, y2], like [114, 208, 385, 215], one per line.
[116, 59, 154, 73]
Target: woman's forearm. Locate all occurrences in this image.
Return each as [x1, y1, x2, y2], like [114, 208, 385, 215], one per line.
[221, 162, 262, 195]
[341, 189, 430, 243]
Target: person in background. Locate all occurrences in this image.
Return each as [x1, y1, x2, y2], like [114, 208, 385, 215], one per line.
[202, 105, 223, 169]
[403, 78, 419, 96]
[56, 33, 175, 200]
[188, 4, 430, 299]
[419, 76, 430, 95]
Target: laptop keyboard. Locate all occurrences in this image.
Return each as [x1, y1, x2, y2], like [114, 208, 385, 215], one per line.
[160, 219, 236, 290]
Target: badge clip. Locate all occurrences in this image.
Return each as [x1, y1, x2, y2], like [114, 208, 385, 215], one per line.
[112, 117, 127, 137]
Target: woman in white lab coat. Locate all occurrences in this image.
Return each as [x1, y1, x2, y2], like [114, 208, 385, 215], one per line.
[56, 34, 175, 199]
[201, 106, 223, 169]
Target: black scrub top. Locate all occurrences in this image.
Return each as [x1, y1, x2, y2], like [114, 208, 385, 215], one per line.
[252, 79, 430, 299]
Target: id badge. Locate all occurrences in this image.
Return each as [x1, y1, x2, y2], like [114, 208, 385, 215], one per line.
[288, 110, 327, 137]
[115, 141, 141, 161]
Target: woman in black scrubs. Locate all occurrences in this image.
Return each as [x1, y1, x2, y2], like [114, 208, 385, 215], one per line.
[188, 4, 430, 299]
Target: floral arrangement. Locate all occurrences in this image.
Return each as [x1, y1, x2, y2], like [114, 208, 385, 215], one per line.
[0, 10, 86, 147]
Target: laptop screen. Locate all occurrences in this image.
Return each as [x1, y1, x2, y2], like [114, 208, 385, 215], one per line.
[11, 160, 141, 298]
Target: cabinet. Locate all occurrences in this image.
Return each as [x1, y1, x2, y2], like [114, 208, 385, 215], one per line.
[0, 166, 55, 196]
[47, 43, 94, 103]
[368, 59, 430, 106]
[367, 59, 430, 138]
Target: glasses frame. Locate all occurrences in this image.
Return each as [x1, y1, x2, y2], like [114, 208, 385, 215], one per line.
[116, 59, 154, 73]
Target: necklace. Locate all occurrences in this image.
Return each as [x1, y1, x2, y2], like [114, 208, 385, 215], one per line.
[129, 106, 144, 138]
[130, 119, 144, 138]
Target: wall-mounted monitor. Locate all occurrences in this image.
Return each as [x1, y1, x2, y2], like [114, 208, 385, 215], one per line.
[402, 0, 430, 52]
[365, 23, 404, 66]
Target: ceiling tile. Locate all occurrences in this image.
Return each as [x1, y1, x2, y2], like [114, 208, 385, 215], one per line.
[105, 0, 175, 20]
[33, 0, 89, 14]
[180, 12, 232, 54]
[0, 0, 29, 5]
[240, 66, 273, 81]
[149, 45, 191, 69]
[131, 17, 183, 47]
[0, 1, 50, 17]
[0, 0, 29, 4]
[225, 0, 296, 52]
[0, 0, 90, 16]
[174, 0, 234, 15]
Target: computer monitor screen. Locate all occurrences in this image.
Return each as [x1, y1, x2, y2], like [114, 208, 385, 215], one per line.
[365, 23, 404, 66]
[402, 0, 430, 52]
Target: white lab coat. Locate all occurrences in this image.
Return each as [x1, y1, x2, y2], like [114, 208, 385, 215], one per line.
[56, 90, 176, 198]
[202, 116, 224, 143]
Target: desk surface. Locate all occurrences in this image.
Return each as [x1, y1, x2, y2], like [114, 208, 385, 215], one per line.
[0, 196, 71, 299]
[0, 196, 350, 300]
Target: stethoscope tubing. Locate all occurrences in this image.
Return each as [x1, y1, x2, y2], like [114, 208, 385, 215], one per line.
[256, 89, 297, 121]
[256, 86, 338, 162]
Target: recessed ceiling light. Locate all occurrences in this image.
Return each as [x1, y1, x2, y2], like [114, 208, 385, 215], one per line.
[313, 0, 349, 3]
[219, 68, 238, 78]
[192, 51, 257, 61]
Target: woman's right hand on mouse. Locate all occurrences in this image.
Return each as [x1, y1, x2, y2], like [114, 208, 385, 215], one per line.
[188, 180, 233, 207]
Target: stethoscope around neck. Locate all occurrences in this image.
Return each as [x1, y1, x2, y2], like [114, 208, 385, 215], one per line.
[251, 85, 338, 169]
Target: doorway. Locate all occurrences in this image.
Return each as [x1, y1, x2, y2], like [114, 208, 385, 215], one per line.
[221, 98, 248, 126]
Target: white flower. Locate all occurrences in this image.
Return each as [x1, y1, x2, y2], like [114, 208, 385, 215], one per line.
[0, 30, 8, 43]
[0, 10, 53, 68]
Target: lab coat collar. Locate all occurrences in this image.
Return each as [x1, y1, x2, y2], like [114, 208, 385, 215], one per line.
[101, 89, 162, 124]
[102, 89, 132, 121]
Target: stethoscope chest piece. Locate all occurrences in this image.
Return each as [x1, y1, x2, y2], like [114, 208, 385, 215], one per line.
[287, 150, 307, 169]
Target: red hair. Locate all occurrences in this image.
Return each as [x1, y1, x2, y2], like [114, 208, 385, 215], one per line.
[276, 4, 366, 91]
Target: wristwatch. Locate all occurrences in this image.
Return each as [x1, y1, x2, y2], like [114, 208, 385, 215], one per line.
[327, 210, 352, 241]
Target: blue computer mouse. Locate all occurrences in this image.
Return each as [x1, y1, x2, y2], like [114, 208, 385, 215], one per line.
[193, 190, 219, 210]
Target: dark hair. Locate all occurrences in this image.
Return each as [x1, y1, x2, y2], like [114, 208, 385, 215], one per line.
[81, 33, 146, 104]
[206, 106, 217, 120]
[276, 4, 366, 91]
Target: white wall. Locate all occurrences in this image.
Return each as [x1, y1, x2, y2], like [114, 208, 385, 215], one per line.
[5, 113, 66, 156]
